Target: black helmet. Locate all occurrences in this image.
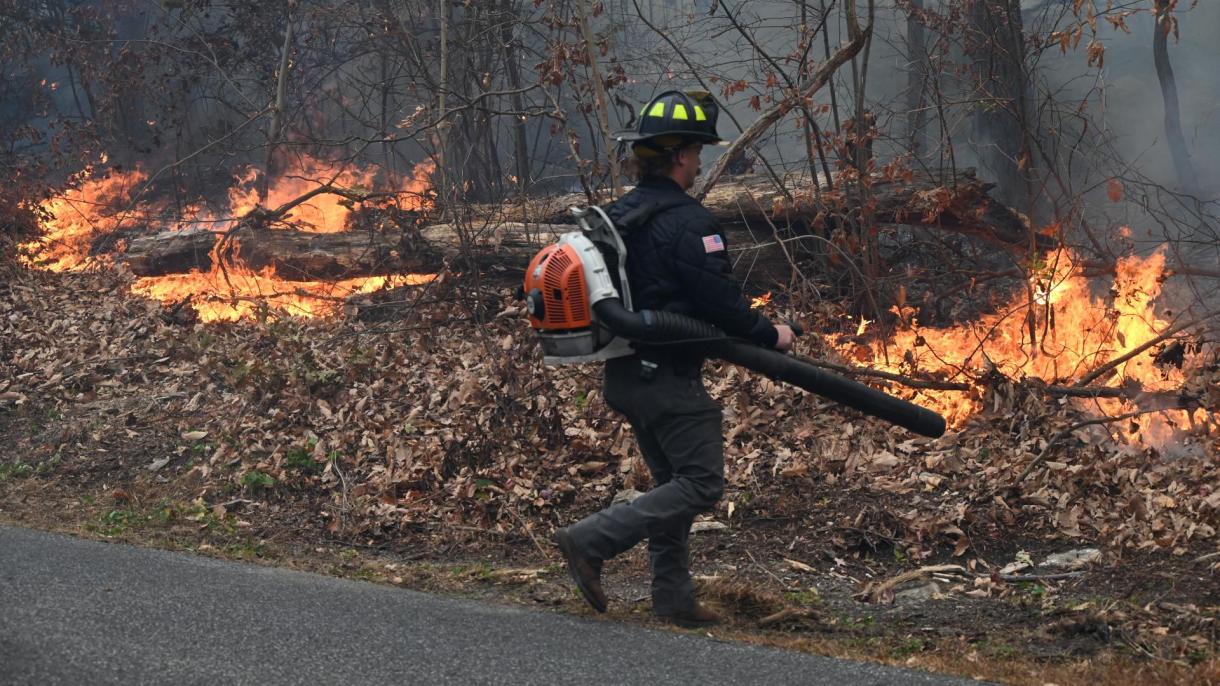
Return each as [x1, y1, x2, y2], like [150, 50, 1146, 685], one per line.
[613, 90, 728, 151]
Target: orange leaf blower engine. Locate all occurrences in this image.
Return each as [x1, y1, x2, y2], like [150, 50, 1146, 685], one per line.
[522, 205, 637, 365]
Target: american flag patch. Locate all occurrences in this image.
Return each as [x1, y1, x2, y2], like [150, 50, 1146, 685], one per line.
[702, 234, 725, 253]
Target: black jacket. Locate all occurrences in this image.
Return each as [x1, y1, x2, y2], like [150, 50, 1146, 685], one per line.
[605, 175, 778, 349]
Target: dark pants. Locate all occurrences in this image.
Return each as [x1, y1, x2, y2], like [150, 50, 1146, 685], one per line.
[563, 355, 724, 614]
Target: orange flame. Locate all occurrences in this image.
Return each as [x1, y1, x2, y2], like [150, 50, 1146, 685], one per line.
[834, 248, 1197, 446]
[19, 167, 148, 271]
[23, 156, 438, 322]
[131, 270, 436, 323]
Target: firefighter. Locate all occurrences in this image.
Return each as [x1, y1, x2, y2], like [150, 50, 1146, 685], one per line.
[554, 90, 795, 627]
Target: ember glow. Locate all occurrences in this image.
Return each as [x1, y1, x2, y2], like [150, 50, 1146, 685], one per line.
[21, 157, 437, 322]
[834, 248, 1200, 444]
[131, 270, 436, 323]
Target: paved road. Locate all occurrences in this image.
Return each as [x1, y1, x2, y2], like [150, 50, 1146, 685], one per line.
[0, 526, 988, 685]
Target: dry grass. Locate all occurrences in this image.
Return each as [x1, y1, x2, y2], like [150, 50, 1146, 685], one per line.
[715, 629, 1219, 686]
[696, 576, 787, 620]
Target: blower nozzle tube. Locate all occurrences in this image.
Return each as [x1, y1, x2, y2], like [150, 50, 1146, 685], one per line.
[593, 299, 946, 438]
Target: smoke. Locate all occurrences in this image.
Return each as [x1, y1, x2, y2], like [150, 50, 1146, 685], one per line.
[609, 2, 1218, 190]
[1034, 0, 1220, 193]
[5, 1, 1217, 219]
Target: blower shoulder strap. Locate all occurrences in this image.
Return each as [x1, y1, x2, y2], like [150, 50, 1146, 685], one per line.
[612, 197, 689, 234]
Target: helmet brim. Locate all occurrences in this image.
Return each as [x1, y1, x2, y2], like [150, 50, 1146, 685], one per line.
[613, 130, 728, 145]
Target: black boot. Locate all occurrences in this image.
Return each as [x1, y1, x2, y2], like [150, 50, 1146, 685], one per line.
[555, 528, 607, 613]
[656, 601, 721, 628]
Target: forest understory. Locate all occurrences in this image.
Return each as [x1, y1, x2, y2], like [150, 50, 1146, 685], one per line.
[1, 259, 1215, 686]
[4, 1, 1220, 683]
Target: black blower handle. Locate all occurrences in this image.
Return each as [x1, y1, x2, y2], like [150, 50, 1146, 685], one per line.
[591, 300, 947, 438]
[712, 340, 947, 438]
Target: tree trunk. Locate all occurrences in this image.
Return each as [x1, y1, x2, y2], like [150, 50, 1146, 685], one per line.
[966, 0, 1033, 212]
[574, 0, 622, 198]
[262, 8, 296, 202]
[906, 0, 929, 161]
[499, 0, 532, 192]
[1152, 1, 1197, 195]
[434, 0, 450, 220]
[380, 49, 397, 185]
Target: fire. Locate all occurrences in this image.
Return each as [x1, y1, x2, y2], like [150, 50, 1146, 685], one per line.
[22, 157, 437, 322]
[221, 156, 433, 233]
[131, 269, 435, 324]
[836, 248, 1195, 442]
[19, 167, 148, 271]
[206, 155, 435, 234]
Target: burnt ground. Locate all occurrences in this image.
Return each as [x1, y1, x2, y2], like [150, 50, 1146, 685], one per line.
[0, 395, 1215, 686]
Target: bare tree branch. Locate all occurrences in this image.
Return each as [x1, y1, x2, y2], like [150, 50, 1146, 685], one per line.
[695, 1, 874, 200]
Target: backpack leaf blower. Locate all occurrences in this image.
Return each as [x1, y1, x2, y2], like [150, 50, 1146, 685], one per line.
[522, 204, 947, 439]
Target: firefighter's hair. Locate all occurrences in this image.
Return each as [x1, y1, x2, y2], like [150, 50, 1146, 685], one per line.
[622, 149, 676, 181]
[622, 134, 696, 181]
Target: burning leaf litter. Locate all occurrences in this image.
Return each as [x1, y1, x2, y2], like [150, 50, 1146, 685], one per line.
[829, 248, 1213, 452]
[19, 158, 438, 322]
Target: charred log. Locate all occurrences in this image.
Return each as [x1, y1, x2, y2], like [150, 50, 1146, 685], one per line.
[101, 171, 1043, 285]
[115, 227, 438, 279]
[120, 230, 215, 276]
[232, 227, 434, 280]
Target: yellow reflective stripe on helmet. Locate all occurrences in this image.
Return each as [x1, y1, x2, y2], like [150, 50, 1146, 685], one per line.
[671, 104, 688, 120]
[694, 105, 707, 121]
[648, 101, 667, 117]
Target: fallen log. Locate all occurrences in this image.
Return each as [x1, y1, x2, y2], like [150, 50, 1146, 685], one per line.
[411, 171, 1039, 282]
[700, 171, 1040, 251]
[113, 227, 439, 279]
[117, 230, 215, 276]
[101, 170, 1039, 282]
[110, 221, 578, 279]
[233, 226, 434, 280]
[496, 169, 1044, 253]
[418, 221, 578, 266]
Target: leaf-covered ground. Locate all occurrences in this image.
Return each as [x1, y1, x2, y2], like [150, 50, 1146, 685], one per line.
[1, 265, 1217, 685]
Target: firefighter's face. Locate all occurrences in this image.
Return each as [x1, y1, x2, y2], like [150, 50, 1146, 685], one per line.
[674, 143, 703, 190]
